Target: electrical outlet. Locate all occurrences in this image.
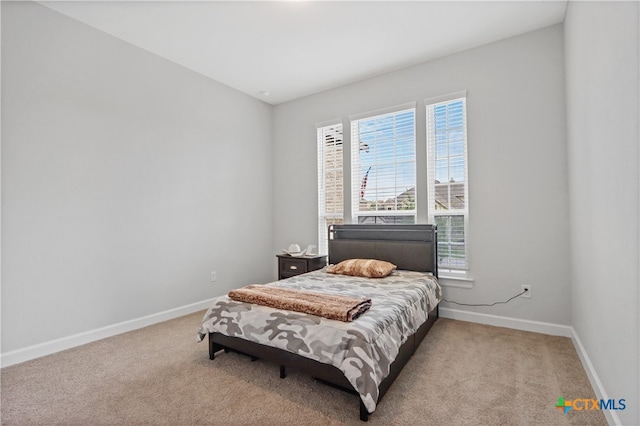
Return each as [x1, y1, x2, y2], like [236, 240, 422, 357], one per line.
[210, 271, 217, 282]
[521, 285, 531, 299]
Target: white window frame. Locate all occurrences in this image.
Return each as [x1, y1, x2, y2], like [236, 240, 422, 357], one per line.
[425, 91, 470, 277]
[349, 103, 417, 225]
[317, 120, 344, 255]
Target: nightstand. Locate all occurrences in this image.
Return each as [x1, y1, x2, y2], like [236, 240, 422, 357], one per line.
[277, 254, 327, 280]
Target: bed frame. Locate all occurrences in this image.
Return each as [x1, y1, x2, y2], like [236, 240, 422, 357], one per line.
[208, 224, 439, 421]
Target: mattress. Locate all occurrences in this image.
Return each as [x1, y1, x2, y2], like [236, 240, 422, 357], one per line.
[197, 268, 441, 412]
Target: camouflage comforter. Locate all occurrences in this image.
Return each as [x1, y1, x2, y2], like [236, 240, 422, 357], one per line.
[197, 268, 441, 413]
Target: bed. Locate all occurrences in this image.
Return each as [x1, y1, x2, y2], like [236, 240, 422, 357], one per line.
[197, 224, 441, 421]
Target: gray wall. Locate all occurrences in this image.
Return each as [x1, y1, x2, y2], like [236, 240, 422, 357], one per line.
[273, 25, 571, 325]
[1, 2, 273, 352]
[565, 2, 639, 425]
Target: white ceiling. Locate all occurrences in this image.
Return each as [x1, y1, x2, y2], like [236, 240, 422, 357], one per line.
[39, 1, 568, 105]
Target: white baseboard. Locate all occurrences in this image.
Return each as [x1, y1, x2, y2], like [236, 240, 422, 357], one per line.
[571, 330, 620, 426]
[439, 307, 574, 337]
[1, 298, 214, 368]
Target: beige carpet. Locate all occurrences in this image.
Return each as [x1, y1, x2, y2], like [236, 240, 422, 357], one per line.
[1, 312, 606, 425]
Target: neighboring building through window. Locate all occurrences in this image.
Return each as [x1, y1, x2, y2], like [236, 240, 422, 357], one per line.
[350, 104, 417, 225]
[426, 92, 469, 275]
[317, 122, 344, 255]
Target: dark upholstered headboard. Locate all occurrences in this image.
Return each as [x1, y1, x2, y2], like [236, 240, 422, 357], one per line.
[327, 224, 438, 277]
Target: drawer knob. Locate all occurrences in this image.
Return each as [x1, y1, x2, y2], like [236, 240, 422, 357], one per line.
[289, 265, 298, 270]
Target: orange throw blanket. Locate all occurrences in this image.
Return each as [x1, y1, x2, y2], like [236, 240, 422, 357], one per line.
[228, 285, 372, 322]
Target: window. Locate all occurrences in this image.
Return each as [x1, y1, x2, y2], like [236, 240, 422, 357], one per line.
[426, 92, 469, 275]
[317, 122, 344, 254]
[316, 97, 470, 274]
[350, 105, 416, 224]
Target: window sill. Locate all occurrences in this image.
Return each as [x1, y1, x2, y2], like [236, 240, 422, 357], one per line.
[437, 274, 474, 289]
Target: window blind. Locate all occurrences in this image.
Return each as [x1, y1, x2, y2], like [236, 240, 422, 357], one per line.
[350, 107, 416, 224]
[317, 123, 344, 254]
[426, 95, 469, 272]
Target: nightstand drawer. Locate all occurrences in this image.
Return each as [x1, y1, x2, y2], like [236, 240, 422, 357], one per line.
[279, 258, 308, 277]
[276, 254, 327, 280]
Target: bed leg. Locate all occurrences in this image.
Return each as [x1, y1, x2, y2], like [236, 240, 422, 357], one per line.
[208, 334, 225, 360]
[359, 400, 369, 422]
[280, 366, 286, 379]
